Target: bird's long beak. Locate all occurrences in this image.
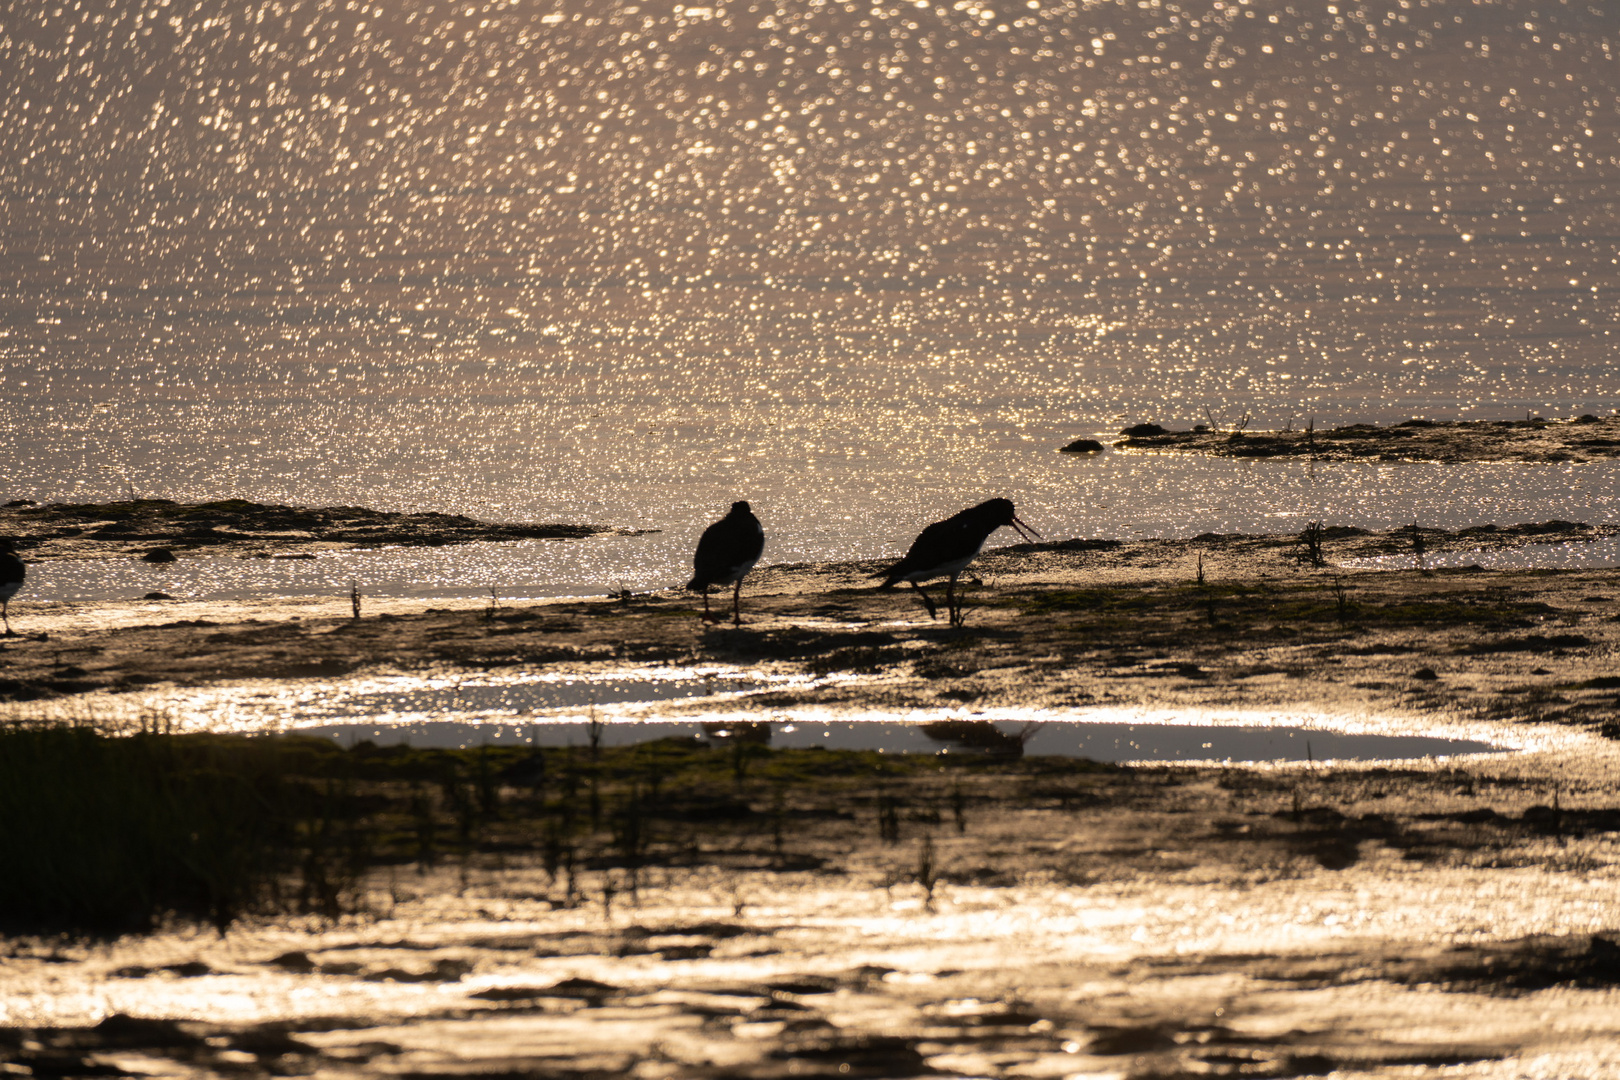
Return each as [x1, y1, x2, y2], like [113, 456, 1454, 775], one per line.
[1009, 515, 1042, 543]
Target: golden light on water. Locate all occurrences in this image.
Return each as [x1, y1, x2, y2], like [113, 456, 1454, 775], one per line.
[4, 0, 1619, 587]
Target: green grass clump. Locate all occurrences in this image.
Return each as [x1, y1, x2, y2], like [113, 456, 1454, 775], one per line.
[0, 724, 1120, 937]
[0, 727, 357, 935]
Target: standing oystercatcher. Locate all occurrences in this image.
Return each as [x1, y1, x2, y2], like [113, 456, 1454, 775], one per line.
[877, 498, 1040, 626]
[0, 539, 24, 636]
[688, 501, 765, 627]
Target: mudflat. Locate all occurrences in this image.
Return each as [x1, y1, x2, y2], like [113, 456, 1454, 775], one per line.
[0, 498, 646, 563]
[4, 522, 1620, 1076]
[2, 519, 1616, 724]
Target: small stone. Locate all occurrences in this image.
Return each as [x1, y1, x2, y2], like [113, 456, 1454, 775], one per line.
[141, 548, 177, 563]
[268, 950, 316, 974]
[1058, 438, 1105, 454]
[1413, 667, 1439, 681]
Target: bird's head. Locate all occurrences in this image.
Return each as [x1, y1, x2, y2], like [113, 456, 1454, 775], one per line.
[729, 500, 753, 515]
[975, 498, 1041, 542]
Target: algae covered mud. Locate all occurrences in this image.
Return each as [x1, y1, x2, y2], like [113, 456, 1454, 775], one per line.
[1106, 414, 1620, 465]
[0, 498, 643, 562]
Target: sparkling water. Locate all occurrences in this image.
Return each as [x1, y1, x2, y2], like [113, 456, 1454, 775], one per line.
[4, 0, 1618, 599]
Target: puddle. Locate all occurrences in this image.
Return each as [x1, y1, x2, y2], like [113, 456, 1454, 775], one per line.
[48, 669, 779, 734]
[293, 716, 1498, 762]
[34, 669, 1506, 763]
[299, 675, 760, 722]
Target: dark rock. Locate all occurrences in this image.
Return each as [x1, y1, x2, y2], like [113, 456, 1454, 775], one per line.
[1059, 438, 1105, 453]
[141, 592, 176, 601]
[229, 1027, 319, 1058]
[1120, 423, 1167, 437]
[767, 975, 841, 995]
[469, 985, 555, 1001]
[768, 1032, 928, 1075]
[471, 976, 621, 1002]
[1413, 667, 1439, 681]
[93, 1014, 205, 1049]
[4, 499, 35, 507]
[140, 548, 176, 563]
[1082, 1024, 1179, 1055]
[268, 950, 317, 974]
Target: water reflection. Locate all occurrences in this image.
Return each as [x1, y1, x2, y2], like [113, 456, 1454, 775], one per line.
[918, 719, 1040, 757]
[294, 716, 1498, 763]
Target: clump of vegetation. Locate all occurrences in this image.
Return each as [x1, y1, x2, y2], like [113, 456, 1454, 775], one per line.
[1297, 521, 1328, 568]
[0, 721, 1114, 937]
[0, 725, 365, 934]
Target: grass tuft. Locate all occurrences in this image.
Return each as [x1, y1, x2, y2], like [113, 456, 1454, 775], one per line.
[0, 725, 357, 934]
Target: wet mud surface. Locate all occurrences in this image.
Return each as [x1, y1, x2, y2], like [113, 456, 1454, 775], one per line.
[1106, 414, 1620, 463]
[7, 524, 1620, 1075]
[6, 757, 1620, 1077]
[0, 499, 643, 563]
[3, 520, 1618, 728]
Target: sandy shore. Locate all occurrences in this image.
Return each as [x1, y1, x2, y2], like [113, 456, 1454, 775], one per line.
[4, 524, 1620, 1076]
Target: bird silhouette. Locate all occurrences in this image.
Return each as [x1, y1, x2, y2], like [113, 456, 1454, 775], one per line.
[687, 501, 765, 627]
[877, 499, 1039, 625]
[0, 539, 24, 636]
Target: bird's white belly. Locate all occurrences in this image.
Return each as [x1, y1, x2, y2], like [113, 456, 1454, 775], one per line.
[897, 552, 976, 583]
[715, 557, 760, 585]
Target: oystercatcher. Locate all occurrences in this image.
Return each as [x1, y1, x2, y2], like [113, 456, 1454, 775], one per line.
[688, 501, 765, 627]
[0, 539, 23, 636]
[877, 499, 1039, 625]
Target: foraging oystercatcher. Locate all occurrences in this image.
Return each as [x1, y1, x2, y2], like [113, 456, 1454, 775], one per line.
[0, 539, 23, 636]
[687, 501, 765, 627]
[877, 499, 1040, 625]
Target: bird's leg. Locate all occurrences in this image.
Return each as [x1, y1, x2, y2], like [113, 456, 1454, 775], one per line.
[1, 599, 10, 637]
[701, 587, 717, 623]
[731, 578, 743, 628]
[946, 573, 962, 627]
[909, 581, 938, 619]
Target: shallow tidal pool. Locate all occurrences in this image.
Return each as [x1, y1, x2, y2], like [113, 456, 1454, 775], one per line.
[44, 667, 1509, 764]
